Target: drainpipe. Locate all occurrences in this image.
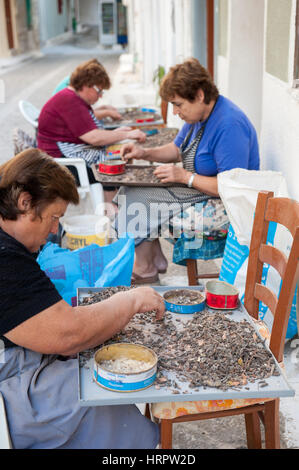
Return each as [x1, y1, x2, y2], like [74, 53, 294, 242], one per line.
[191, 0, 206, 66]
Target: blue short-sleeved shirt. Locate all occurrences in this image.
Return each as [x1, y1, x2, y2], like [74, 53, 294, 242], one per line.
[174, 95, 260, 175]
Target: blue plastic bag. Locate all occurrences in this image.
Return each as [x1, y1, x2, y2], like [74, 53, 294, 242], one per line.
[37, 235, 134, 306]
[218, 169, 297, 339]
[220, 224, 298, 339]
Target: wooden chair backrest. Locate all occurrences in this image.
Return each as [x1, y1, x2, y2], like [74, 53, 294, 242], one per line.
[244, 190, 299, 363]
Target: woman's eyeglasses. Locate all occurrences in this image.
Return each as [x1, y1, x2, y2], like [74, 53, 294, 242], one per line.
[93, 85, 103, 95]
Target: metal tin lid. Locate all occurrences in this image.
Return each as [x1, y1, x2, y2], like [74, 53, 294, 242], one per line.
[206, 280, 239, 296]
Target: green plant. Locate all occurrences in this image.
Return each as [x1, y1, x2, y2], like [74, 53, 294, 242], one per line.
[152, 65, 166, 105]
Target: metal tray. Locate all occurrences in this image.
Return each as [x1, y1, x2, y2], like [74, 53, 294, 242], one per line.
[103, 119, 164, 129]
[102, 106, 164, 129]
[91, 164, 185, 187]
[77, 286, 295, 407]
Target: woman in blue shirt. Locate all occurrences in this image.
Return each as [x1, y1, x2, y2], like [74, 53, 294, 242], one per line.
[115, 58, 260, 283]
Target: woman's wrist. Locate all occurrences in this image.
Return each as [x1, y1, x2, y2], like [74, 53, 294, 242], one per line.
[139, 148, 153, 161]
[184, 170, 194, 186]
[187, 173, 196, 188]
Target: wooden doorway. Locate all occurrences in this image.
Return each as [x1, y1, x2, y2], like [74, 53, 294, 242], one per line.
[4, 0, 14, 49]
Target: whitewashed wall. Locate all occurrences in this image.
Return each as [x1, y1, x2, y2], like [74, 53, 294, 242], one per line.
[260, 0, 299, 200]
[78, 0, 99, 26]
[215, 0, 299, 201]
[0, 0, 11, 57]
[124, 0, 192, 128]
[124, 0, 299, 202]
[38, 0, 70, 43]
[216, 0, 264, 136]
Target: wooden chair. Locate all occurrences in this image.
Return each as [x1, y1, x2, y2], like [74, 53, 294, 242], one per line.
[149, 190, 299, 449]
[186, 257, 221, 285]
[12, 128, 104, 216]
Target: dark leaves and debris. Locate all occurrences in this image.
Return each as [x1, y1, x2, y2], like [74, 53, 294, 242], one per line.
[142, 128, 179, 148]
[102, 108, 161, 126]
[78, 287, 279, 393]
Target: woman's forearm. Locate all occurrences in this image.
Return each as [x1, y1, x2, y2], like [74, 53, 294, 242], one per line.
[191, 173, 219, 197]
[61, 288, 164, 355]
[66, 293, 139, 353]
[80, 128, 133, 147]
[144, 143, 181, 163]
[4, 288, 164, 356]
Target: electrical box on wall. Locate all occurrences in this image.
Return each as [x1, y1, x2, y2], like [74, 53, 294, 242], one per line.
[98, 0, 117, 45]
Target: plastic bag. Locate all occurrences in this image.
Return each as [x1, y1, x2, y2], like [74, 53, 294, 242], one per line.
[37, 235, 135, 306]
[218, 169, 297, 339]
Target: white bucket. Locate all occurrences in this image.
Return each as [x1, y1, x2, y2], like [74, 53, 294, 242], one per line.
[63, 214, 110, 250]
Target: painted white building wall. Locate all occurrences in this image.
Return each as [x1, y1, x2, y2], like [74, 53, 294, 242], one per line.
[38, 0, 70, 43]
[209, 0, 299, 201]
[78, 0, 98, 26]
[216, 0, 264, 136]
[260, 0, 299, 201]
[124, 0, 298, 199]
[124, 0, 192, 127]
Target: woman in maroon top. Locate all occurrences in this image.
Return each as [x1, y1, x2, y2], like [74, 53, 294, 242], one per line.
[37, 59, 146, 184]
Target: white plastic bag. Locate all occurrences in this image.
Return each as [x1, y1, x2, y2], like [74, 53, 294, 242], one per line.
[218, 169, 297, 339]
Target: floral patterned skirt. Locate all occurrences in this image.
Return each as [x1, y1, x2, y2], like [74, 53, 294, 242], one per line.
[169, 198, 229, 265]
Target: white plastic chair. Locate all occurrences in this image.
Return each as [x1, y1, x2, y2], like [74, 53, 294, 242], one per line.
[0, 392, 12, 449]
[18, 100, 40, 129]
[56, 158, 104, 215]
[12, 128, 105, 216]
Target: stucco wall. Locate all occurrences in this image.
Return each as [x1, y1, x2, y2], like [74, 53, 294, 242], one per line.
[124, 0, 299, 201]
[0, 0, 10, 57]
[79, 0, 98, 26]
[38, 0, 70, 43]
[124, 0, 193, 129]
[261, 76, 299, 200]
[216, 0, 299, 201]
[216, 0, 264, 136]
[260, 0, 299, 200]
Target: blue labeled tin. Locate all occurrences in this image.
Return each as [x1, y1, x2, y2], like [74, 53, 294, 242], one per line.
[141, 107, 156, 113]
[145, 128, 159, 136]
[163, 289, 206, 314]
[93, 343, 158, 392]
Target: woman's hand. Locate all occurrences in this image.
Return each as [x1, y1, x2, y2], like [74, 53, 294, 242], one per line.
[97, 105, 122, 120]
[127, 129, 147, 143]
[113, 126, 132, 132]
[154, 164, 192, 185]
[121, 142, 146, 161]
[106, 109, 122, 120]
[122, 287, 165, 321]
[94, 106, 122, 121]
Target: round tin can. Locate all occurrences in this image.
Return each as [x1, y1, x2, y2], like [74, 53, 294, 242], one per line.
[163, 289, 206, 314]
[98, 160, 126, 175]
[135, 118, 154, 123]
[205, 280, 239, 310]
[93, 343, 158, 392]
